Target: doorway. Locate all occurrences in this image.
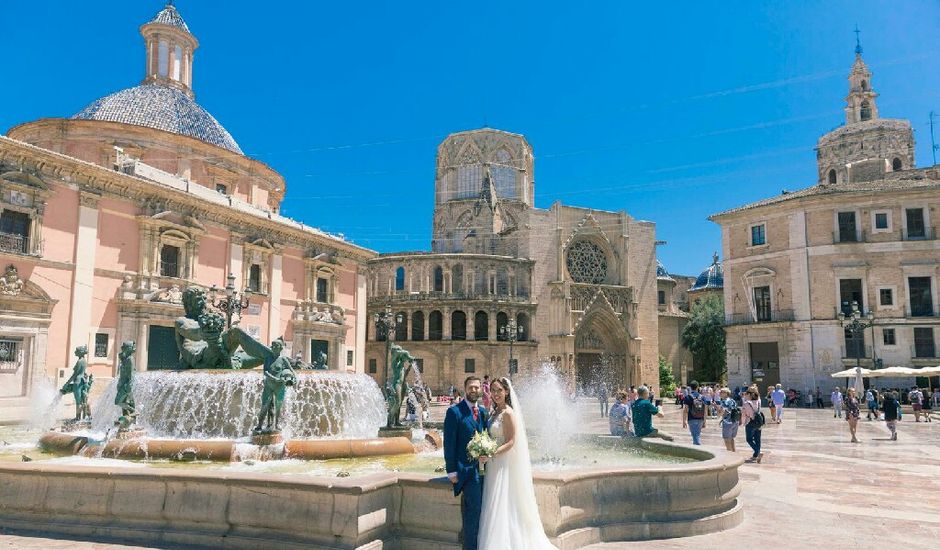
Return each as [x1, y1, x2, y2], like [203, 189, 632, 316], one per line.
[748, 342, 780, 388]
[148, 325, 179, 370]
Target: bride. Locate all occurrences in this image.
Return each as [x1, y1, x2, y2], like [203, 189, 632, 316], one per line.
[478, 377, 558, 550]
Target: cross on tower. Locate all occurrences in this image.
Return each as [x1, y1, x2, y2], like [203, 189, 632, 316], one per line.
[854, 25, 862, 55]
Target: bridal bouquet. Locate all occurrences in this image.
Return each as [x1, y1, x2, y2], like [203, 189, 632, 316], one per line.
[467, 431, 498, 474]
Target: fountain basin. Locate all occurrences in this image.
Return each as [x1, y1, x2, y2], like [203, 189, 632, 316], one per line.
[38, 432, 418, 462]
[0, 437, 742, 548]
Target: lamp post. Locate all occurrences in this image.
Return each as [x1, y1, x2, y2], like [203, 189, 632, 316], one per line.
[374, 304, 403, 391]
[838, 300, 875, 394]
[209, 272, 250, 329]
[500, 318, 524, 379]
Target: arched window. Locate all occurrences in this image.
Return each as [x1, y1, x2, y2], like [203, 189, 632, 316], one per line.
[860, 101, 872, 121]
[395, 312, 408, 341]
[496, 312, 509, 341]
[474, 311, 489, 341]
[516, 313, 530, 341]
[860, 80, 868, 91]
[452, 264, 463, 294]
[433, 265, 444, 292]
[892, 158, 902, 171]
[451, 311, 467, 340]
[828, 169, 837, 184]
[248, 264, 262, 292]
[411, 311, 425, 341]
[395, 266, 405, 291]
[429, 311, 443, 341]
[456, 165, 482, 199]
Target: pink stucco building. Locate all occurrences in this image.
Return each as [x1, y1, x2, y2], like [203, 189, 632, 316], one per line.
[0, 3, 374, 422]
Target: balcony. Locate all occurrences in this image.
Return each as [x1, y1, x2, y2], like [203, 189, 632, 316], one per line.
[902, 226, 937, 241]
[0, 231, 27, 254]
[832, 229, 866, 244]
[912, 345, 938, 360]
[725, 309, 796, 326]
[368, 290, 531, 304]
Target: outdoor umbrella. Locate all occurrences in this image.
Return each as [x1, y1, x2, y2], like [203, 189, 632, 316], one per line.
[831, 367, 872, 378]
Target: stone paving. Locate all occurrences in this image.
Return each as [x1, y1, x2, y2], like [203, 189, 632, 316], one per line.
[2, 399, 938, 548]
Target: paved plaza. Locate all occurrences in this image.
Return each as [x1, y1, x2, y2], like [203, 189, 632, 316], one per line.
[3, 399, 938, 548]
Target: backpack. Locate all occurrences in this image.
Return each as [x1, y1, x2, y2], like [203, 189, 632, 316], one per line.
[728, 402, 742, 423]
[746, 401, 765, 430]
[689, 394, 706, 419]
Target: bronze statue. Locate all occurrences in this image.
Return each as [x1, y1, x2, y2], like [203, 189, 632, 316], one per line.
[60, 345, 93, 421]
[385, 343, 415, 428]
[115, 341, 137, 431]
[254, 337, 297, 434]
[174, 287, 267, 370]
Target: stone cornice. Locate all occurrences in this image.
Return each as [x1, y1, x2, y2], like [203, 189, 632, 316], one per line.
[0, 136, 376, 262]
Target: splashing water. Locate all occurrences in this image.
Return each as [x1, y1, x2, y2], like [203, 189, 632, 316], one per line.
[28, 376, 65, 432]
[90, 371, 385, 440]
[513, 362, 581, 460]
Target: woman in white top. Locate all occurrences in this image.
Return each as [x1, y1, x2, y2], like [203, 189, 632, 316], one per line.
[740, 386, 763, 463]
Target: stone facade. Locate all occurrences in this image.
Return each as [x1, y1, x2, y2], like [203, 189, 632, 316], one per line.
[367, 129, 659, 394]
[0, 5, 373, 423]
[711, 47, 940, 394]
[656, 263, 694, 385]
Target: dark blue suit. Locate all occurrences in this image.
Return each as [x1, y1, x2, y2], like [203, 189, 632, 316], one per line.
[443, 399, 488, 550]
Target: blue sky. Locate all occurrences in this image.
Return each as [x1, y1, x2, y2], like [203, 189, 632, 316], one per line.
[2, 1, 939, 275]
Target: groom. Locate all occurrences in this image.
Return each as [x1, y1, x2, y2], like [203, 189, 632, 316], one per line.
[444, 375, 488, 550]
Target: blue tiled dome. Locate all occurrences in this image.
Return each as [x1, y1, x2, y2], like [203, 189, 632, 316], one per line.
[72, 84, 242, 154]
[656, 260, 674, 281]
[690, 254, 723, 291]
[148, 3, 190, 32]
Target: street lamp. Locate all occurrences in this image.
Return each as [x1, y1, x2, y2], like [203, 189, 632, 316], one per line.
[209, 272, 251, 328]
[373, 303, 403, 391]
[838, 300, 875, 394]
[500, 318, 524, 379]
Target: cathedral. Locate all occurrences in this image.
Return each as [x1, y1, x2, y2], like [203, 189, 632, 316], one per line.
[366, 129, 660, 394]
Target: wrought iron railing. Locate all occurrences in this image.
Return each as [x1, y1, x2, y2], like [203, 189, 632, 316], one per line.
[725, 309, 796, 326]
[0, 232, 28, 254]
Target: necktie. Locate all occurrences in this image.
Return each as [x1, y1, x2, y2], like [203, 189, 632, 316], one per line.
[473, 406, 479, 422]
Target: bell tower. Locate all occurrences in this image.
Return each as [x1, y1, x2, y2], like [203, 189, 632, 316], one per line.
[844, 27, 879, 124]
[141, 1, 198, 98]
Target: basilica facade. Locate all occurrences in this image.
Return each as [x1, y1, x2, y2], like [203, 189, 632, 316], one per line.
[365, 129, 660, 394]
[0, 4, 373, 422]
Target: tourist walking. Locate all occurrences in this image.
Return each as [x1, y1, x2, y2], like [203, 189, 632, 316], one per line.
[845, 388, 861, 443]
[765, 386, 776, 422]
[882, 391, 901, 440]
[631, 386, 673, 441]
[682, 381, 708, 445]
[815, 386, 824, 408]
[598, 382, 610, 418]
[608, 390, 631, 436]
[717, 387, 739, 452]
[831, 387, 843, 418]
[921, 389, 933, 422]
[865, 389, 878, 420]
[741, 387, 764, 463]
[910, 387, 924, 422]
[771, 384, 786, 423]
[932, 388, 940, 408]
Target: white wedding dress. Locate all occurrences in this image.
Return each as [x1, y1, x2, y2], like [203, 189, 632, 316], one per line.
[478, 382, 558, 550]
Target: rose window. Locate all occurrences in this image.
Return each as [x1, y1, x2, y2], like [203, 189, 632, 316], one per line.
[566, 241, 608, 284]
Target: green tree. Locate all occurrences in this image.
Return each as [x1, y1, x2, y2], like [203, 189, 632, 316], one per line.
[681, 294, 726, 383]
[658, 355, 676, 394]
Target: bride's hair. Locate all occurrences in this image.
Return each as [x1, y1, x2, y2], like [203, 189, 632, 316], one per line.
[492, 377, 513, 408]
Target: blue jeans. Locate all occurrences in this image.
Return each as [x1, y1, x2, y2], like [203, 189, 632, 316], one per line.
[687, 418, 704, 445]
[745, 422, 762, 457]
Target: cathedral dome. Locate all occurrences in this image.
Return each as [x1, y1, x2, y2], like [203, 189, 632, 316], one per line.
[690, 254, 723, 291]
[656, 260, 674, 281]
[72, 83, 242, 154]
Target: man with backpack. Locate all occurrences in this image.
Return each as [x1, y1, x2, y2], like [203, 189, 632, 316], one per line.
[682, 380, 709, 445]
[717, 387, 740, 451]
